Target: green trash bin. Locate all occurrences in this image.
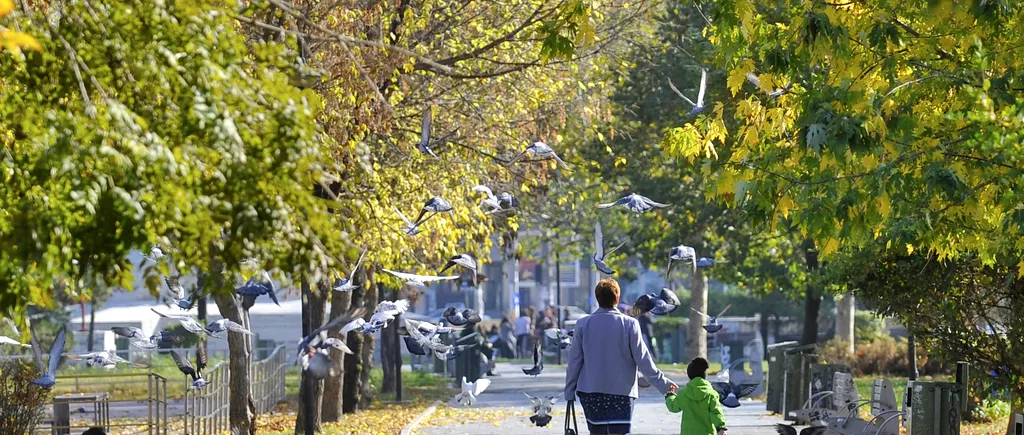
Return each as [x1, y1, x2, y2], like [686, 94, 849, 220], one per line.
[782, 344, 818, 421]
[766, 341, 798, 414]
[907, 362, 969, 435]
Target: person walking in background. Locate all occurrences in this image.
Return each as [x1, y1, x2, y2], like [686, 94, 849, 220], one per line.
[665, 357, 728, 435]
[515, 308, 532, 358]
[637, 311, 657, 361]
[499, 314, 517, 359]
[564, 279, 676, 435]
[535, 307, 553, 351]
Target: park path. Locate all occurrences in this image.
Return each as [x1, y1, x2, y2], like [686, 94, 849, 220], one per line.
[417, 362, 783, 435]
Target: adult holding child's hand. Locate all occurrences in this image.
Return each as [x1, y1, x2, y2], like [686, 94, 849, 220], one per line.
[564, 279, 677, 435]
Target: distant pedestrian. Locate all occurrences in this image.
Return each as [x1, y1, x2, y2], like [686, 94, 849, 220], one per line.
[665, 357, 728, 435]
[499, 315, 517, 359]
[515, 309, 532, 358]
[637, 312, 657, 360]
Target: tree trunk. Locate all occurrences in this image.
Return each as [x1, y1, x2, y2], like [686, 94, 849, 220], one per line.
[1005, 393, 1021, 435]
[296, 281, 328, 434]
[759, 305, 770, 356]
[907, 332, 919, 381]
[342, 269, 369, 414]
[213, 293, 257, 435]
[836, 292, 855, 352]
[87, 293, 96, 351]
[381, 286, 398, 395]
[686, 268, 708, 360]
[321, 273, 356, 422]
[801, 240, 821, 346]
[359, 280, 379, 410]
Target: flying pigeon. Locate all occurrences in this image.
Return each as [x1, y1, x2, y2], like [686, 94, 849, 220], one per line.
[438, 254, 477, 275]
[393, 206, 423, 236]
[143, 245, 165, 265]
[472, 185, 501, 212]
[597, 193, 669, 214]
[629, 288, 681, 316]
[472, 185, 518, 216]
[381, 269, 460, 290]
[295, 308, 368, 361]
[454, 376, 491, 406]
[525, 392, 560, 427]
[692, 304, 732, 333]
[711, 380, 760, 408]
[497, 192, 518, 211]
[667, 68, 708, 115]
[0, 335, 30, 347]
[151, 309, 209, 336]
[509, 141, 570, 170]
[235, 270, 279, 309]
[170, 346, 208, 390]
[522, 344, 544, 376]
[774, 425, 826, 435]
[300, 347, 334, 380]
[204, 319, 252, 338]
[332, 248, 367, 292]
[745, 72, 793, 99]
[666, 245, 697, 276]
[544, 328, 572, 349]
[367, 299, 410, 330]
[443, 307, 482, 326]
[111, 326, 147, 341]
[696, 257, 727, 268]
[28, 325, 67, 387]
[165, 277, 195, 310]
[133, 331, 181, 349]
[403, 318, 458, 341]
[417, 106, 439, 158]
[413, 196, 454, 226]
[592, 221, 629, 275]
[74, 350, 130, 369]
[404, 319, 468, 360]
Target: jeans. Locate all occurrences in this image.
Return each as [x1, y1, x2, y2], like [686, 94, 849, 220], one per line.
[516, 333, 529, 358]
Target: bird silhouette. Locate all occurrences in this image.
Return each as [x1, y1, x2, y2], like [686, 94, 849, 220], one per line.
[597, 193, 669, 214]
[629, 288, 681, 316]
[667, 68, 708, 115]
[234, 270, 279, 309]
[711, 380, 760, 408]
[170, 345, 208, 390]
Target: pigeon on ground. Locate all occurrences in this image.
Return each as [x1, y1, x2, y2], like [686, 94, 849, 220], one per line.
[745, 72, 793, 99]
[29, 325, 67, 387]
[381, 269, 460, 290]
[74, 350, 130, 368]
[509, 141, 570, 170]
[629, 288, 681, 316]
[597, 193, 669, 214]
[417, 106, 439, 158]
[332, 248, 367, 292]
[667, 68, 709, 115]
[666, 245, 697, 276]
[692, 304, 732, 333]
[235, 270, 279, 309]
[443, 307, 482, 326]
[522, 344, 543, 376]
[454, 376, 491, 406]
[438, 254, 477, 275]
[151, 309, 209, 336]
[0, 335, 30, 347]
[696, 257, 727, 268]
[295, 308, 368, 360]
[592, 221, 629, 275]
[413, 196, 454, 226]
[204, 319, 252, 338]
[133, 331, 181, 349]
[544, 328, 572, 349]
[170, 345, 208, 390]
[165, 277, 196, 310]
[525, 392, 559, 427]
[711, 380, 760, 408]
[393, 206, 423, 236]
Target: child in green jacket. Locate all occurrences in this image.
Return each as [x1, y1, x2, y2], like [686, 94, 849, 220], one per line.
[665, 357, 728, 435]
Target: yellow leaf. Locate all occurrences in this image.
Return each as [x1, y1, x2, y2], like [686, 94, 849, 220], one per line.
[906, 243, 915, 255]
[0, 0, 12, 17]
[1017, 259, 1024, 277]
[877, 192, 891, 218]
[820, 238, 841, 256]
[727, 60, 755, 97]
[1, 30, 42, 53]
[777, 195, 795, 219]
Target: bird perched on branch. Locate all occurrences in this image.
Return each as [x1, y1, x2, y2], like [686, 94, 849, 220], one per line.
[598, 193, 669, 214]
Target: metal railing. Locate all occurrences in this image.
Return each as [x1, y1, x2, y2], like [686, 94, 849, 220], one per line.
[35, 372, 167, 435]
[183, 345, 288, 434]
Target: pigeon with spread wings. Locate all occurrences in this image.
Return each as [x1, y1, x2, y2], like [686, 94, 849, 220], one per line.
[171, 345, 208, 390]
[592, 221, 629, 275]
[165, 276, 196, 310]
[667, 245, 697, 276]
[151, 309, 208, 336]
[525, 392, 560, 427]
[296, 308, 368, 361]
[333, 248, 367, 292]
[413, 196, 454, 226]
[629, 288, 681, 316]
[544, 328, 572, 349]
[509, 141, 569, 170]
[234, 270, 279, 309]
[597, 193, 669, 214]
[667, 68, 709, 115]
[692, 304, 732, 333]
[381, 268, 459, 290]
[392, 206, 423, 236]
[443, 307, 482, 326]
[711, 380, 760, 408]
[204, 319, 252, 338]
[454, 376, 491, 406]
[29, 325, 67, 387]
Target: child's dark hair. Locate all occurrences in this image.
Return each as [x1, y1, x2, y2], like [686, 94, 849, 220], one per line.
[687, 357, 709, 379]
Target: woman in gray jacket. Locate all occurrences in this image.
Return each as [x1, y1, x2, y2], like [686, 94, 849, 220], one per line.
[564, 279, 676, 434]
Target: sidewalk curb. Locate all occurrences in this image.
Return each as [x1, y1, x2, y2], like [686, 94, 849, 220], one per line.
[400, 400, 441, 435]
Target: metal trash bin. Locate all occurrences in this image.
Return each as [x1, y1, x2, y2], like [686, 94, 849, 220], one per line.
[782, 344, 818, 421]
[907, 362, 969, 435]
[766, 341, 798, 414]
[1013, 412, 1022, 435]
[52, 393, 110, 435]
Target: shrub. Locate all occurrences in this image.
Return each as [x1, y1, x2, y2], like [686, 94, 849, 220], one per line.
[0, 360, 52, 433]
[853, 311, 887, 344]
[819, 336, 944, 377]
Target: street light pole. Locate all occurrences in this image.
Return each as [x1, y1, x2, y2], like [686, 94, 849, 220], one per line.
[555, 249, 562, 366]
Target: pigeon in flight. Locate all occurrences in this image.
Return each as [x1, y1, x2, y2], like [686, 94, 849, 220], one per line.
[333, 248, 367, 292]
[151, 309, 209, 336]
[592, 221, 629, 275]
[413, 196, 454, 226]
[668, 68, 708, 115]
[472, 186, 518, 216]
[438, 254, 477, 275]
[417, 106, 439, 158]
[204, 319, 252, 338]
[509, 141, 570, 170]
[667, 245, 697, 276]
[711, 380, 760, 408]
[525, 392, 560, 427]
[403, 318, 458, 341]
[29, 325, 67, 387]
[443, 307, 482, 326]
[692, 304, 732, 333]
[143, 245, 166, 265]
[597, 193, 669, 214]
[165, 277, 196, 310]
[0, 335, 30, 348]
[522, 344, 544, 376]
[369, 299, 410, 329]
[74, 350, 130, 369]
[629, 288, 681, 316]
[171, 345, 208, 390]
[454, 376, 491, 406]
[295, 308, 367, 361]
[745, 72, 793, 99]
[472, 185, 501, 212]
[381, 268, 460, 290]
[133, 331, 181, 349]
[696, 257, 727, 268]
[404, 319, 467, 360]
[544, 328, 572, 349]
[774, 425, 826, 435]
[111, 326, 147, 341]
[235, 270, 279, 309]
[300, 346, 334, 380]
[392, 206, 423, 236]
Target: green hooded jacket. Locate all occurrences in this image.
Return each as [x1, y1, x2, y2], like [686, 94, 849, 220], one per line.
[664, 377, 727, 435]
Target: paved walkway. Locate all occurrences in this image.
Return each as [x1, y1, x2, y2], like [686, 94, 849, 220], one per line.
[419, 363, 783, 435]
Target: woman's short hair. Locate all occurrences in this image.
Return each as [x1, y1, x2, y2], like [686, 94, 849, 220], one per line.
[594, 279, 621, 309]
[687, 357, 710, 379]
